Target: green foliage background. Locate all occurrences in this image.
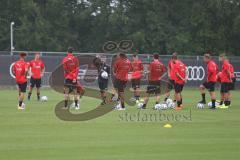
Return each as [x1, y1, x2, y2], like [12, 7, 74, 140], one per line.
[0, 0, 240, 55]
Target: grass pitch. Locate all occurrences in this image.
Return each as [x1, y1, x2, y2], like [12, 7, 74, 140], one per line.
[0, 89, 239, 160]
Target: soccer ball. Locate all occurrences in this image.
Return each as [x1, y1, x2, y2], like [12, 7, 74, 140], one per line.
[165, 99, 175, 109]
[168, 102, 176, 109]
[166, 98, 173, 105]
[207, 101, 220, 107]
[154, 104, 162, 110]
[101, 71, 108, 79]
[136, 99, 145, 109]
[137, 103, 144, 109]
[197, 103, 205, 109]
[40, 96, 48, 102]
[154, 103, 167, 110]
[161, 103, 168, 110]
[114, 103, 122, 110]
[207, 102, 212, 107]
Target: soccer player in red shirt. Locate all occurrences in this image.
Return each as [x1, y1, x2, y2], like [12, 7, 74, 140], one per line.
[28, 53, 45, 101]
[199, 53, 218, 109]
[165, 52, 178, 102]
[172, 54, 187, 110]
[113, 53, 132, 110]
[62, 47, 80, 109]
[142, 53, 166, 109]
[131, 54, 143, 101]
[219, 54, 234, 108]
[217, 72, 225, 107]
[219, 54, 236, 108]
[13, 53, 29, 110]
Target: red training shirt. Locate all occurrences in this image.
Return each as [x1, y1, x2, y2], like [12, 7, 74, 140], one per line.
[114, 58, 132, 81]
[168, 59, 176, 80]
[62, 53, 80, 80]
[174, 60, 187, 85]
[206, 60, 218, 82]
[13, 59, 28, 84]
[221, 60, 231, 83]
[131, 59, 143, 79]
[29, 59, 45, 79]
[148, 59, 166, 81]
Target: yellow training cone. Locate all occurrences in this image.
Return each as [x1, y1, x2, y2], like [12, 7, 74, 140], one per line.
[163, 124, 172, 128]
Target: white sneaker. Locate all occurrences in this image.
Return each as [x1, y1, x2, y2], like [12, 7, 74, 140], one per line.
[137, 103, 144, 109]
[75, 103, 80, 110]
[18, 103, 25, 110]
[70, 102, 80, 109]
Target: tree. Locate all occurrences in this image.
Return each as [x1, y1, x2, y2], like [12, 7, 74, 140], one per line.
[0, 0, 239, 55]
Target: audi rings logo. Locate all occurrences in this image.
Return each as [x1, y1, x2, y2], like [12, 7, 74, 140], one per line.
[187, 66, 205, 81]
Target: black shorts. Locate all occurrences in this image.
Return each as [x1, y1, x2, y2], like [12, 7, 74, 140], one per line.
[18, 82, 27, 93]
[167, 79, 175, 90]
[114, 79, 127, 92]
[174, 83, 184, 93]
[64, 79, 77, 93]
[221, 82, 231, 93]
[30, 77, 42, 88]
[202, 81, 215, 92]
[147, 81, 161, 94]
[229, 78, 236, 90]
[131, 79, 141, 89]
[99, 80, 108, 92]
